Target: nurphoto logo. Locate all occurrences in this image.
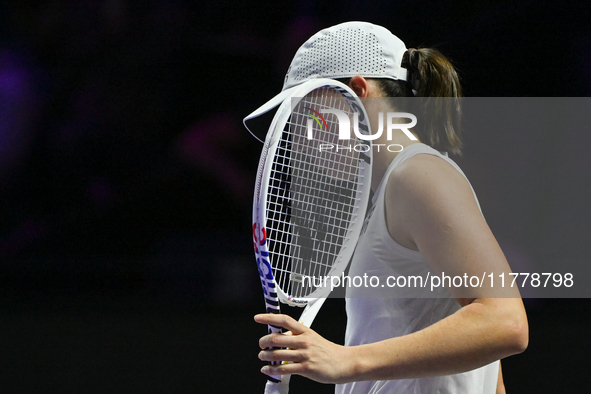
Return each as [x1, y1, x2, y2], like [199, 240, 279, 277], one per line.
[303, 107, 417, 153]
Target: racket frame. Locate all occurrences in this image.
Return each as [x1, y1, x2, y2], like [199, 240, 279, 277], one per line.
[252, 79, 372, 389]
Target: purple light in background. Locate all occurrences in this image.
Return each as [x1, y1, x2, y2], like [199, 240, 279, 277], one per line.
[0, 50, 37, 180]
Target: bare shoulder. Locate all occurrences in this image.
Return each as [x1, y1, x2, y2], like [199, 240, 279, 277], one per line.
[384, 153, 482, 250]
[385, 152, 519, 304]
[387, 153, 476, 209]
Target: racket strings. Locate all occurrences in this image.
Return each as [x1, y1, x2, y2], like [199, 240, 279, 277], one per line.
[265, 87, 368, 299]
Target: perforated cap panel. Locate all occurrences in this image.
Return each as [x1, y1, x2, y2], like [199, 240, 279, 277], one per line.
[293, 28, 386, 82]
[283, 22, 407, 90]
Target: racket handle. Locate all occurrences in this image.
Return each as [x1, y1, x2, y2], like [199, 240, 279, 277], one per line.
[264, 375, 290, 394]
[262, 298, 327, 393]
[265, 322, 283, 383]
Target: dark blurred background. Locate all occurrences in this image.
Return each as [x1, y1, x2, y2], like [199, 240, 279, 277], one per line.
[0, 1, 590, 392]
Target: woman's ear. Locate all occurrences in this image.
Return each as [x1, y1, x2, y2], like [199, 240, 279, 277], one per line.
[348, 76, 370, 97]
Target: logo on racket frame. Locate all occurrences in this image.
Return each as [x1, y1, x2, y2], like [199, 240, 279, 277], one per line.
[252, 222, 274, 281]
[253, 221, 280, 305]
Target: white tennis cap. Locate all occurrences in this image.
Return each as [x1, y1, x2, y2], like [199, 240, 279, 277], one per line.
[244, 21, 408, 132]
[283, 21, 408, 89]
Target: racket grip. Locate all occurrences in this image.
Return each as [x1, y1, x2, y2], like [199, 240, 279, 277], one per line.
[265, 320, 283, 383]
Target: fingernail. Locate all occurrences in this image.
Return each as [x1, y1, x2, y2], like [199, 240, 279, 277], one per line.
[261, 366, 269, 374]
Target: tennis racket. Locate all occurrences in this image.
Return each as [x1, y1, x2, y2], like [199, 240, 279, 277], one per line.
[249, 79, 372, 394]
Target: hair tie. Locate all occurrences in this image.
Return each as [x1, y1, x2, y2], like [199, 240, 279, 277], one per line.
[404, 49, 421, 94]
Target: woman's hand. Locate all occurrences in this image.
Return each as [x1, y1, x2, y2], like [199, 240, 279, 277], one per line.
[255, 313, 354, 384]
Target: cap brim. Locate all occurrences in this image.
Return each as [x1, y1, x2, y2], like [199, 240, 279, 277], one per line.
[243, 85, 301, 142]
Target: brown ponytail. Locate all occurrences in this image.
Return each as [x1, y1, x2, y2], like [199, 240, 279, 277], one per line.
[375, 47, 463, 155]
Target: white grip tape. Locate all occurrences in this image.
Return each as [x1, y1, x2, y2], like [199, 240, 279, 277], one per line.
[264, 375, 291, 394]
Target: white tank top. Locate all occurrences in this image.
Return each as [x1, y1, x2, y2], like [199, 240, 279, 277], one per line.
[335, 143, 499, 394]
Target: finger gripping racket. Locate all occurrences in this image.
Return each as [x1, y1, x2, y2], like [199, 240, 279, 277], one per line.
[250, 79, 372, 394]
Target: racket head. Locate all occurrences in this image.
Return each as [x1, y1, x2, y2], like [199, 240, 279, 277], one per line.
[253, 79, 372, 308]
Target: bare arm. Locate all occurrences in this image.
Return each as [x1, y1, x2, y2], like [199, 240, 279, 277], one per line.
[256, 154, 528, 384]
[497, 362, 506, 394]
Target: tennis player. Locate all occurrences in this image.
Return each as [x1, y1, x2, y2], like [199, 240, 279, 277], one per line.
[253, 21, 527, 394]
